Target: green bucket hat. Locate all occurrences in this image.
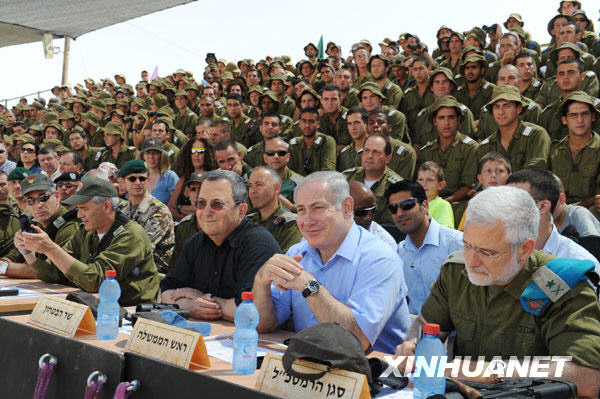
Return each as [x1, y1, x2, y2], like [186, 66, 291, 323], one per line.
[152, 94, 168, 109]
[89, 98, 107, 113]
[485, 85, 527, 108]
[504, 13, 524, 29]
[102, 121, 125, 138]
[267, 74, 289, 87]
[42, 112, 59, 124]
[428, 95, 464, 123]
[429, 67, 457, 87]
[460, 54, 488, 74]
[547, 14, 574, 35]
[80, 111, 101, 128]
[44, 122, 64, 134]
[119, 159, 148, 177]
[559, 91, 599, 118]
[174, 89, 188, 98]
[358, 82, 386, 99]
[221, 71, 235, 81]
[63, 177, 118, 206]
[14, 134, 36, 144]
[259, 90, 280, 105]
[550, 42, 583, 66]
[59, 110, 75, 120]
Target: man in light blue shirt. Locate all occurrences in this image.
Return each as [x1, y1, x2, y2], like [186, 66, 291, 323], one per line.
[388, 180, 463, 314]
[252, 171, 410, 354]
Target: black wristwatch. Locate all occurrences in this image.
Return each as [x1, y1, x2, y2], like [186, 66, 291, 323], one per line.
[302, 279, 321, 298]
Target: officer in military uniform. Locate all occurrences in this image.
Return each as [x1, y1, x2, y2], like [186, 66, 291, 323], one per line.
[549, 92, 600, 207]
[173, 89, 199, 136]
[67, 129, 103, 172]
[118, 160, 175, 274]
[244, 113, 282, 168]
[98, 121, 139, 169]
[79, 111, 104, 148]
[288, 108, 336, 176]
[368, 54, 404, 109]
[319, 86, 352, 149]
[265, 75, 295, 118]
[6, 167, 31, 216]
[358, 82, 410, 143]
[478, 86, 551, 171]
[3, 174, 80, 279]
[18, 177, 160, 305]
[344, 133, 402, 224]
[247, 167, 302, 253]
[0, 172, 19, 258]
[262, 137, 303, 203]
[455, 54, 496, 121]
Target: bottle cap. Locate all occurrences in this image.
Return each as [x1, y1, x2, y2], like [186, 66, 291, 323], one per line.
[105, 270, 117, 278]
[241, 291, 254, 300]
[423, 323, 440, 335]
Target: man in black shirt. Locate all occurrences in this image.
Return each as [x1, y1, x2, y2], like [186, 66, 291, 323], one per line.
[160, 169, 281, 320]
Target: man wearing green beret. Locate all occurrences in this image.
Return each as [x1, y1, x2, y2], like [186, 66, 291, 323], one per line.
[98, 121, 139, 169]
[288, 108, 336, 176]
[118, 160, 175, 273]
[358, 82, 410, 144]
[0, 171, 19, 258]
[16, 177, 160, 305]
[6, 167, 32, 216]
[2, 174, 80, 279]
[455, 54, 496, 121]
[549, 92, 600, 208]
[478, 86, 551, 172]
[173, 89, 199, 136]
[369, 54, 403, 110]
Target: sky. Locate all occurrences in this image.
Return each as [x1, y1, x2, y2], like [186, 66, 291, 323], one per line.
[0, 0, 597, 107]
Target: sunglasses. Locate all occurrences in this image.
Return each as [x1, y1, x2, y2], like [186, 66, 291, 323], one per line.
[25, 192, 53, 206]
[354, 206, 376, 217]
[20, 147, 36, 153]
[188, 186, 201, 192]
[265, 150, 287, 157]
[387, 197, 419, 214]
[196, 199, 239, 211]
[126, 176, 147, 183]
[0, 150, 5, 154]
[57, 183, 76, 189]
[191, 148, 206, 154]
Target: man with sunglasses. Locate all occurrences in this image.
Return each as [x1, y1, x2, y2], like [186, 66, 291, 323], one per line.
[395, 186, 600, 396]
[2, 174, 80, 280]
[161, 169, 280, 320]
[349, 181, 396, 249]
[387, 180, 462, 315]
[118, 160, 174, 274]
[244, 113, 282, 168]
[54, 172, 81, 203]
[263, 137, 303, 203]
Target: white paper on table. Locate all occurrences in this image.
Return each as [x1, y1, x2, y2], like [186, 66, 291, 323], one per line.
[0, 284, 67, 299]
[204, 338, 286, 363]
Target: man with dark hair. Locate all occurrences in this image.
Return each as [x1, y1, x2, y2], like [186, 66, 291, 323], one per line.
[98, 121, 139, 169]
[358, 82, 410, 143]
[400, 56, 434, 133]
[368, 55, 403, 109]
[150, 118, 179, 165]
[161, 169, 280, 320]
[338, 107, 369, 172]
[59, 151, 83, 175]
[386, 179, 462, 314]
[68, 129, 103, 172]
[266, 75, 295, 118]
[288, 107, 336, 175]
[319, 85, 351, 151]
[507, 168, 599, 269]
[226, 93, 256, 148]
[514, 52, 543, 100]
[244, 113, 282, 167]
[335, 67, 359, 109]
[455, 54, 496, 121]
[38, 147, 61, 181]
[173, 89, 199, 135]
[215, 139, 252, 180]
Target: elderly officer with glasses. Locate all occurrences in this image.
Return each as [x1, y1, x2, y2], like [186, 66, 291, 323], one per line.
[386, 179, 462, 315]
[161, 169, 281, 321]
[1, 174, 80, 279]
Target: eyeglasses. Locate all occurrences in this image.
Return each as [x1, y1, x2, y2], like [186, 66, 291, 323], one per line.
[197, 199, 228, 211]
[0, 150, 5, 154]
[20, 147, 36, 154]
[188, 186, 201, 192]
[354, 206, 376, 218]
[191, 148, 206, 154]
[574, 18, 587, 22]
[387, 197, 419, 214]
[126, 176, 147, 183]
[56, 183, 76, 189]
[25, 192, 53, 206]
[463, 240, 510, 262]
[265, 150, 287, 157]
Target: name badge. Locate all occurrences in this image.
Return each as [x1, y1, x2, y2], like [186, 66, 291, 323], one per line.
[126, 317, 210, 370]
[255, 352, 370, 399]
[28, 295, 96, 337]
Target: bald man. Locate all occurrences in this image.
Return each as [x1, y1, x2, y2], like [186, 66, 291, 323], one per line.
[349, 181, 397, 249]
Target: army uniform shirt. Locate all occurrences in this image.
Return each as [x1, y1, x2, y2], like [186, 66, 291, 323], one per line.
[418, 132, 479, 197]
[278, 95, 296, 118]
[337, 142, 363, 172]
[477, 121, 551, 171]
[344, 166, 402, 224]
[99, 145, 139, 169]
[422, 250, 600, 369]
[288, 134, 336, 176]
[455, 80, 496, 120]
[320, 107, 351, 146]
[389, 138, 417, 180]
[522, 79, 542, 101]
[0, 203, 19, 258]
[400, 86, 435, 134]
[341, 88, 360, 109]
[174, 107, 199, 136]
[229, 114, 257, 148]
[163, 141, 180, 166]
[536, 72, 599, 108]
[414, 102, 475, 147]
[280, 168, 303, 202]
[172, 129, 189, 148]
[88, 130, 105, 148]
[381, 105, 411, 144]
[380, 79, 404, 109]
[549, 132, 600, 204]
[31, 218, 160, 306]
[169, 213, 199, 270]
[83, 146, 104, 171]
[541, 97, 600, 142]
[119, 192, 175, 274]
[243, 141, 266, 168]
[248, 206, 302, 253]
[476, 96, 542, 141]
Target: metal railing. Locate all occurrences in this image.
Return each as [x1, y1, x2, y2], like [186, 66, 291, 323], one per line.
[1, 88, 54, 108]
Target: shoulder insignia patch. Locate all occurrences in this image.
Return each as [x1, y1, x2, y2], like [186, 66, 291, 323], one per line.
[315, 136, 323, 145]
[95, 152, 102, 161]
[528, 101, 537, 110]
[388, 110, 395, 117]
[462, 136, 474, 144]
[396, 146, 405, 155]
[342, 167, 356, 174]
[385, 83, 392, 90]
[282, 116, 289, 123]
[53, 217, 66, 229]
[247, 146, 254, 153]
[533, 80, 541, 88]
[129, 146, 136, 150]
[594, 99, 600, 107]
[290, 138, 297, 145]
[481, 138, 490, 145]
[483, 82, 490, 89]
[113, 225, 125, 237]
[418, 109, 426, 117]
[341, 145, 351, 153]
[522, 126, 533, 136]
[460, 104, 467, 111]
[167, 150, 174, 156]
[443, 250, 466, 265]
[586, 70, 595, 77]
[388, 175, 401, 184]
[342, 112, 347, 119]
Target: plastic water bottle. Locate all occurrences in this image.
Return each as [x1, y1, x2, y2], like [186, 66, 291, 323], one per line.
[233, 291, 259, 374]
[414, 323, 446, 398]
[96, 270, 121, 339]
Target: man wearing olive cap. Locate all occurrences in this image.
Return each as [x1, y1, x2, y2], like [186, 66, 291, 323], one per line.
[358, 82, 410, 144]
[266, 75, 295, 118]
[173, 89, 199, 135]
[455, 54, 496, 121]
[118, 160, 175, 274]
[16, 176, 160, 305]
[98, 121, 139, 169]
[368, 54, 404, 110]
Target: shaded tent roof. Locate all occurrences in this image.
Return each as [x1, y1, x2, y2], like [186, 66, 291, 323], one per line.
[0, 0, 195, 47]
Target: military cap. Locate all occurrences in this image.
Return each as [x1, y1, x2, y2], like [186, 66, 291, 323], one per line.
[135, 81, 148, 90]
[28, 123, 44, 133]
[47, 98, 59, 106]
[103, 78, 115, 87]
[185, 171, 205, 186]
[84, 78, 94, 85]
[31, 101, 44, 110]
[464, 27, 486, 48]
[219, 71, 234, 81]
[115, 99, 129, 107]
[14, 134, 36, 144]
[148, 79, 162, 88]
[21, 174, 53, 196]
[71, 97, 87, 105]
[110, 109, 126, 118]
[140, 137, 165, 153]
[550, 42, 583, 65]
[436, 25, 453, 38]
[14, 104, 25, 111]
[429, 67, 457, 87]
[120, 84, 134, 94]
[359, 39, 372, 50]
[44, 122, 64, 133]
[104, 98, 116, 106]
[7, 167, 32, 181]
[428, 95, 464, 122]
[368, 54, 389, 67]
[185, 81, 199, 91]
[172, 89, 188, 99]
[378, 37, 392, 46]
[460, 54, 489, 73]
[55, 172, 81, 183]
[80, 111, 101, 128]
[102, 121, 124, 138]
[119, 159, 148, 177]
[157, 106, 174, 119]
[509, 26, 528, 41]
[59, 110, 75, 120]
[225, 62, 241, 74]
[303, 42, 318, 52]
[557, 1, 581, 13]
[114, 73, 126, 81]
[247, 85, 264, 96]
[559, 91, 599, 117]
[570, 9, 589, 21]
[41, 139, 68, 153]
[267, 74, 289, 87]
[299, 88, 321, 101]
[504, 13, 524, 29]
[42, 112, 59, 125]
[152, 94, 168, 109]
[460, 46, 483, 62]
[89, 98, 107, 113]
[358, 82, 386, 99]
[449, 31, 465, 41]
[217, 58, 227, 65]
[132, 109, 148, 119]
[485, 85, 526, 108]
[131, 97, 147, 109]
[259, 90, 280, 105]
[547, 14, 574, 35]
[173, 68, 186, 76]
[63, 177, 118, 206]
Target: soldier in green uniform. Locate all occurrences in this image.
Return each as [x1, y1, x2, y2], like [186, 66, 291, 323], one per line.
[319, 85, 351, 150]
[150, 118, 179, 166]
[266, 74, 295, 118]
[549, 92, 600, 207]
[257, 90, 293, 136]
[19, 177, 160, 305]
[244, 113, 282, 167]
[368, 54, 404, 109]
[478, 86, 551, 171]
[68, 129, 103, 172]
[98, 121, 139, 169]
[247, 167, 302, 253]
[118, 160, 175, 274]
[226, 93, 257, 148]
[571, 10, 600, 57]
[396, 186, 600, 397]
[173, 89, 199, 136]
[338, 107, 369, 172]
[358, 82, 410, 143]
[344, 133, 402, 224]
[3, 174, 80, 279]
[262, 137, 303, 203]
[455, 54, 496, 121]
[400, 56, 435, 133]
[79, 111, 104, 148]
[335, 67, 360, 109]
[439, 31, 465, 77]
[0, 172, 19, 258]
[288, 108, 336, 175]
[6, 167, 31, 216]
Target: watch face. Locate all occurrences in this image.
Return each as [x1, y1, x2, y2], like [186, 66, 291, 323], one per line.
[308, 279, 320, 292]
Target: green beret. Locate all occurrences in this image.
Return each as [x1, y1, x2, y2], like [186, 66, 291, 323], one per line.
[7, 167, 32, 181]
[119, 159, 148, 177]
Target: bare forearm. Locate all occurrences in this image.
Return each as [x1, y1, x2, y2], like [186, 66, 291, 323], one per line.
[44, 242, 77, 274]
[215, 297, 237, 322]
[559, 362, 600, 398]
[445, 186, 471, 203]
[6, 261, 38, 279]
[252, 281, 279, 333]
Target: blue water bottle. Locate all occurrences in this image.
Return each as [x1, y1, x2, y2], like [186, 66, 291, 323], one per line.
[96, 270, 121, 340]
[414, 323, 446, 398]
[233, 291, 259, 374]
